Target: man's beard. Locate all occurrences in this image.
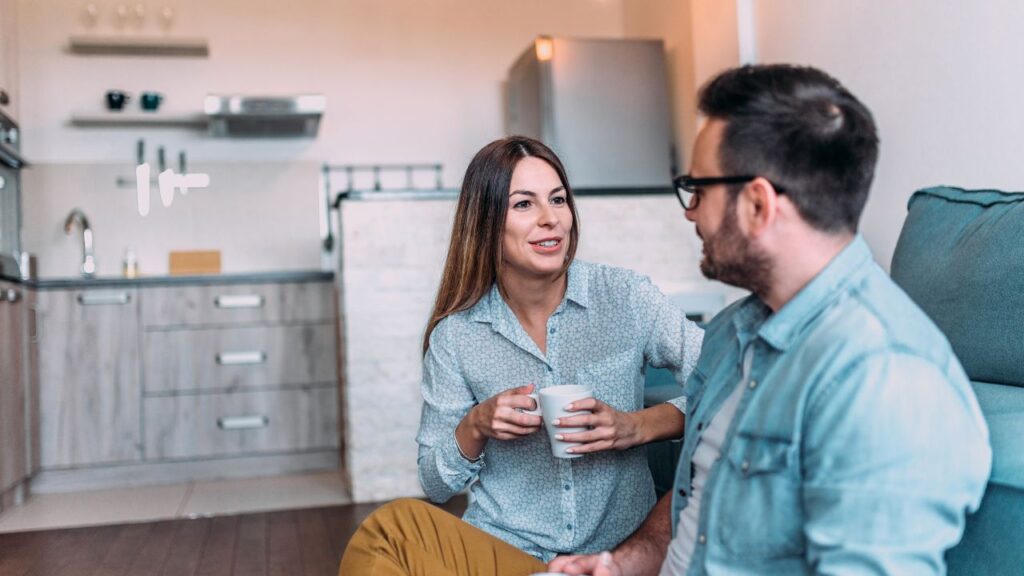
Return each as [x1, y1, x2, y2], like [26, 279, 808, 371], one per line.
[699, 202, 772, 296]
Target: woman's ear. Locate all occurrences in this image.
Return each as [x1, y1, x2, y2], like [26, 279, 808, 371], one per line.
[739, 177, 780, 236]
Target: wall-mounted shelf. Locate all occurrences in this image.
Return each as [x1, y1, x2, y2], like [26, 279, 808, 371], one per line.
[69, 112, 209, 129]
[68, 35, 209, 57]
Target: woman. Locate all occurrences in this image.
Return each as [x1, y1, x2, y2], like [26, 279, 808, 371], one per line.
[340, 136, 703, 575]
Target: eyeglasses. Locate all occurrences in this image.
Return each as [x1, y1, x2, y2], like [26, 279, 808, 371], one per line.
[672, 174, 785, 210]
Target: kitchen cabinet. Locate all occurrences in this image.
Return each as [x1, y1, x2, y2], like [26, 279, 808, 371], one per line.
[138, 281, 339, 462]
[0, 0, 18, 121]
[0, 280, 27, 509]
[144, 387, 338, 460]
[36, 288, 141, 468]
[32, 276, 340, 490]
[140, 281, 334, 327]
[142, 323, 337, 394]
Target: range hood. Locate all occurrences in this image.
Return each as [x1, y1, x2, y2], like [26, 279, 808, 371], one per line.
[204, 94, 325, 138]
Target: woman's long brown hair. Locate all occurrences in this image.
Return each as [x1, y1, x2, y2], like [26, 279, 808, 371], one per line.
[422, 136, 580, 354]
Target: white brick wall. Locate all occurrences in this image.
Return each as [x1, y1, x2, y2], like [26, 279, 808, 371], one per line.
[339, 194, 739, 503]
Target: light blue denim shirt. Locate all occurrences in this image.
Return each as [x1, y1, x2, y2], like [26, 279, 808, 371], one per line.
[417, 260, 704, 561]
[670, 236, 992, 575]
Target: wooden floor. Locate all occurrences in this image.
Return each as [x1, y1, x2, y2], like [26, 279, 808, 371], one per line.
[0, 498, 467, 576]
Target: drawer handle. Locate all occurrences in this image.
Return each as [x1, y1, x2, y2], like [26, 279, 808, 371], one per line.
[0, 288, 19, 303]
[214, 294, 265, 309]
[216, 351, 267, 365]
[77, 292, 131, 306]
[217, 415, 269, 430]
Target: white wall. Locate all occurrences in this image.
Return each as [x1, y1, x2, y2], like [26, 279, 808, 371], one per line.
[752, 0, 1024, 268]
[16, 0, 635, 276]
[18, 0, 627, 185]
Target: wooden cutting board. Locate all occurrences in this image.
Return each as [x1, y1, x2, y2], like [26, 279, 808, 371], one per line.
[169, 250, 221, 275]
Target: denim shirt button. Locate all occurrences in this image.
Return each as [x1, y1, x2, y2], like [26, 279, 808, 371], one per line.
[698, 533, 707, 545]
[741, 460, 750, 473]
[749, 379, 758, 389]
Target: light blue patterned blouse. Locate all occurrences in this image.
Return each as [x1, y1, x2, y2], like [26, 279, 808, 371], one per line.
[416, 260, 704, 561]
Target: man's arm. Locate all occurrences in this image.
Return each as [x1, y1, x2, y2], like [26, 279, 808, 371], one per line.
[550, 493, 674, 576]
[802, 353, 991, 573]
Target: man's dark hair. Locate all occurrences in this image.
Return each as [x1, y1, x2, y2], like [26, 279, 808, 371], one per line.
[698, 64, 879, 233]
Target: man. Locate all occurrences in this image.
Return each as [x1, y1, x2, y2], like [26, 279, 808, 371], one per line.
[551, 64, 992, 575]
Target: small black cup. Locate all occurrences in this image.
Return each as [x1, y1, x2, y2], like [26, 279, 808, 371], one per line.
[106, 90, 130, 111]
[140, 92, 164, 112]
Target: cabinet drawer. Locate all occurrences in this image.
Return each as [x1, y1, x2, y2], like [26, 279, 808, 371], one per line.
[143, 387, 339, 460]
[140, 281, 334, 327]
[142, 323, 338, 393]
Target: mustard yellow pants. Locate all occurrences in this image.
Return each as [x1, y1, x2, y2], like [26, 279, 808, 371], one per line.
[339, 498, 548, 576]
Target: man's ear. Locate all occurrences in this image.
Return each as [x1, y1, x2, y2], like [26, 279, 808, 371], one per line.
[738, 177, 780, 236]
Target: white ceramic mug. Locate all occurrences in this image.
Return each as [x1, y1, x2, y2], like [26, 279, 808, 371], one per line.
[538, 384, 594, 458]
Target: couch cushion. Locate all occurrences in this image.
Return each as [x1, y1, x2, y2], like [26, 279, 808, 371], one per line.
[946, 381, 1024, 575]
[972, 381, 1024, 491]
[891, 186, 1024, 387]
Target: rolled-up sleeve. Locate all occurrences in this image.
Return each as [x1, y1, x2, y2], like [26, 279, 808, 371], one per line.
[416, 322, 484, 503]
[802, 352, 992, 574]
[637, 279, 705, 415]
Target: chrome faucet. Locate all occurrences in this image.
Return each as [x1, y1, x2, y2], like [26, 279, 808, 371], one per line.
[63, 208, 96, 277]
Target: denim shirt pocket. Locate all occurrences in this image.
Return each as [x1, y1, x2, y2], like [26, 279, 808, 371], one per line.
[715, 433, 804, 559]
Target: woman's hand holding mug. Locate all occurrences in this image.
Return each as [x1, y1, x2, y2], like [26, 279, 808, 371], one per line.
[553, 398, 642, 454]
[471, 383, 543, 440]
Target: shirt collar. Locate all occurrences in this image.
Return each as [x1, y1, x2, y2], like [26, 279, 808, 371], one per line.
[734, 235, 874, 351]
[468, 259, 588, 325]
[563, 260, 590, 309]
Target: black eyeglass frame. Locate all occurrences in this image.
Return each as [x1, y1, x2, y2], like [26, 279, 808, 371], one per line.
[672, 174, 785, 210]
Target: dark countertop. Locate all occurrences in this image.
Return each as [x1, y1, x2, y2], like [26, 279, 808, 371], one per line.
[0, 269, 334, 290]
[331, 186, 673, 206]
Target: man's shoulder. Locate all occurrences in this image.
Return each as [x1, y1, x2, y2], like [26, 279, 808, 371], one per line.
[816, 266, 956, 364]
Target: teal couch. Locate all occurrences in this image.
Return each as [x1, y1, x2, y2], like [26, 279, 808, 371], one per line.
[891, 186, 1024, 575]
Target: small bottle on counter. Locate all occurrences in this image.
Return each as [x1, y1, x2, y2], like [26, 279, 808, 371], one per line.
[122, 248, 139, 278]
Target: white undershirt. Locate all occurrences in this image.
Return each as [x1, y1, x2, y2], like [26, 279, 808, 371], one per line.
[660, 347, 753, 576]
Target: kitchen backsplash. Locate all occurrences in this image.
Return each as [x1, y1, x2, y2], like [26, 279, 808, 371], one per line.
[21, 161, 323, 277]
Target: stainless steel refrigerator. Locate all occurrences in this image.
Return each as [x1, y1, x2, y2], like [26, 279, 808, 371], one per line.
[505, 37, 675, 191]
